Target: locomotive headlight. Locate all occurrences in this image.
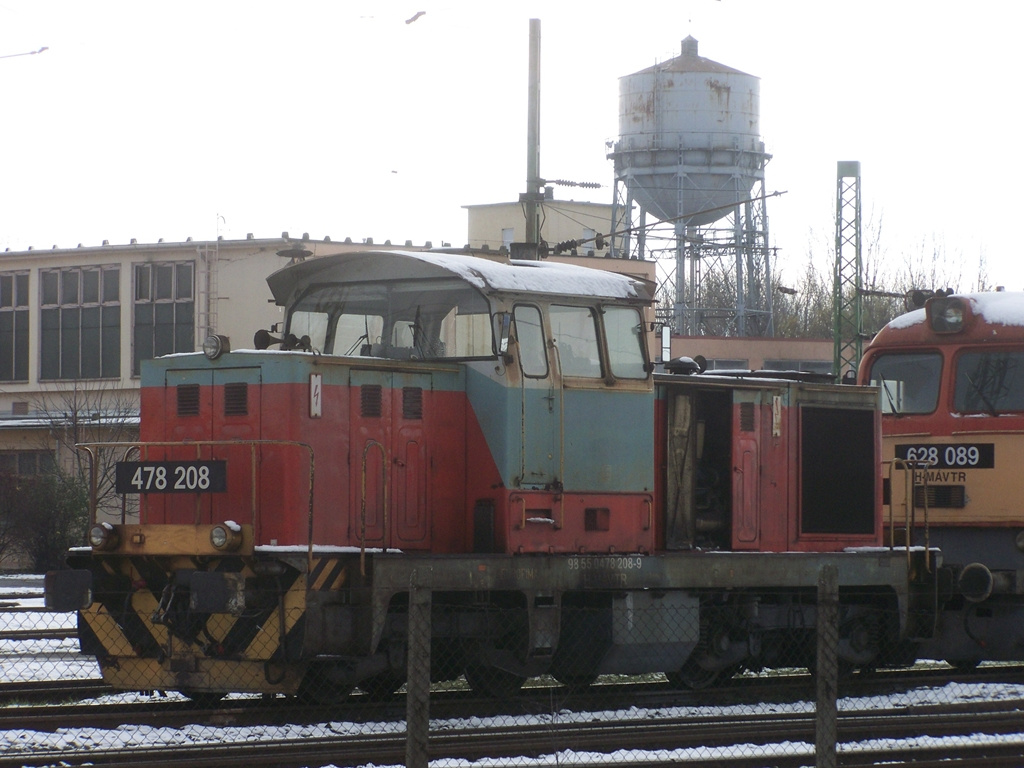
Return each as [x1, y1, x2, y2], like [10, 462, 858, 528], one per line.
[927, 297, 965, 333]
[88, 522, 119, 551]
[203, 334, 231, 360]
[210, 522, 243, 551]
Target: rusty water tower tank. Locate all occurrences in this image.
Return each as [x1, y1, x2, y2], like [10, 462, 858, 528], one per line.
[612, 36, 767, 227]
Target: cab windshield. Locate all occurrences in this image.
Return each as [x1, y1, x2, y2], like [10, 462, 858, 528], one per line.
[866, 352, 942, 415]
[287, 277, 494, 359]
[953, 349, 1024, 414]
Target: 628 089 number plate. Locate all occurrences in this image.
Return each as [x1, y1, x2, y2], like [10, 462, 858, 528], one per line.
[115, 461, 227, 493]
[894, 443, 994, 469]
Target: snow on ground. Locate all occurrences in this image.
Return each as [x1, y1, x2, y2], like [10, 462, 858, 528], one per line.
[2, 680, 1023, 764]
[3, 574, 1024, 765]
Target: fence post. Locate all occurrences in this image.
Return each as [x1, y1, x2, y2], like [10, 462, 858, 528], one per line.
[816, 563, 839, 768]
[406, 569, 432, 768]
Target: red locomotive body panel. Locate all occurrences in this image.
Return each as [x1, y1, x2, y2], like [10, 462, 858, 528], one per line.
[139, 365, 478, 552]
[655, 373, 882, 555]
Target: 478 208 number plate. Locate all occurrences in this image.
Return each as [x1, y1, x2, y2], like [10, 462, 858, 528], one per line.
[115, 461, 227, 493]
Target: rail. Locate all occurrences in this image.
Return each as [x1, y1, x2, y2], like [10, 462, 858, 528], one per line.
[75, 440, 315, 564]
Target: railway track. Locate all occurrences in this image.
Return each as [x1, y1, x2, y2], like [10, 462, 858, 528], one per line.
[0, 678, 110, 704]
[2, 656, 1023, 766]
[2, 697, 1023, 768]
[0, 627, 75, 641]
[2, 662, 1023, 724]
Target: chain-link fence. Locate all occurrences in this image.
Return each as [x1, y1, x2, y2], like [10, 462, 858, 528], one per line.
[3, 571, 1024, 766]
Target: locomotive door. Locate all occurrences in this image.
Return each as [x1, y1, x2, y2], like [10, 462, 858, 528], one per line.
[158, 367, 261, 525]
[733, 394, 761, 548]
[349, 369, 430, 550]
[162, 367, 263, 439]
[664, 391, 696, 550]
[513, 304, 560, 488]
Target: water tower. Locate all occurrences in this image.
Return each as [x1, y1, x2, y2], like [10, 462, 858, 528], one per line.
[609, 36, 773, 337]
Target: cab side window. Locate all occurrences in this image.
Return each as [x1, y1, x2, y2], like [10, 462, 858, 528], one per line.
[604, 306, 648, 379]
[513, 305, 548, 377]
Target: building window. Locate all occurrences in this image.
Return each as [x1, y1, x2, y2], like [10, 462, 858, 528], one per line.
[133, 262, 194, 375]
[40, 266, 121, 380]
[0, 450, 56, 476]
[705, 358, 748, 371]
[764, 359, 834, 376]
[0, 272, 29, 382]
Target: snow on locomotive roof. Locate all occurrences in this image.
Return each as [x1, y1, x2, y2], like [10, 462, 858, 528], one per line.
[886, 308, 925, 330]
[266, 249, 654, 305]
[887, 291, 1024, 330]
[969, 290, 1024, 326]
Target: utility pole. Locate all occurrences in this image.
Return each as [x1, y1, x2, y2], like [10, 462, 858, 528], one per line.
[516, 18, 544, 260]
[833, 161, 863, 381]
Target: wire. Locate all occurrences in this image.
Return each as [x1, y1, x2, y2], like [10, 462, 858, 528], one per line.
[552, 190, 788, 254]
[0, 46, 48, 59]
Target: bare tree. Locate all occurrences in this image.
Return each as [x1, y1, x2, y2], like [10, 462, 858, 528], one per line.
[0, 474, 31, 569]
[32, 381, 139, 519]
[773, 252, 834, 338]
[0, 383, 141, 569]
[774, 213, 990, 342]
[12, 472, 89, 572]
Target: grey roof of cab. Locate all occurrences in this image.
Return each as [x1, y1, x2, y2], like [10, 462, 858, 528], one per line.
[266, 250, 655, 305]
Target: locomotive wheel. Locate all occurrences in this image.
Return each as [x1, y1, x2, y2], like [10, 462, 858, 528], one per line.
[552, 671, 598, 692]
[298, 681, 355, 704]
[463, 664, 526, 698]
[947, 658, 981, 673]
[806, 654, 855, 681]
[359, 673, 406, 700]
[297, 669, 355, 704]
[666, 658, 721, 690]
[178, 690, 227, 707]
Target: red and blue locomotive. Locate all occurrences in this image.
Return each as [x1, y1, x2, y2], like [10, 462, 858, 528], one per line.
[47, 249, 935, 698]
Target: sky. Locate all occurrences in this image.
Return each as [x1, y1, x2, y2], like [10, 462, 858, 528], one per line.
[2, 1, 1022, 290]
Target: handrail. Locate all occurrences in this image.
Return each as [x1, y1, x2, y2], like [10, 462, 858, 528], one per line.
[75, 440, 315, 566]
[886, 457, 932, 573]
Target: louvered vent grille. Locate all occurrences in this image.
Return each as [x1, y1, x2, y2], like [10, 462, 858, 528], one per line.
[224, 382, 248, 416]
[914, 484, 966, 509]
[361, 385, 383, 418]
[739, 402, 755, 432]
[177, 384, 200, 416]
[403, 387, 423, 420]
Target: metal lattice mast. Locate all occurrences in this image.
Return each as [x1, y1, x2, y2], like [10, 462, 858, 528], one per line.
[833, 161, 863, 381]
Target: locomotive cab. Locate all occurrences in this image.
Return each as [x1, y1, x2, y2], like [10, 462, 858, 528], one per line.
[861, 290, 1024, 665]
